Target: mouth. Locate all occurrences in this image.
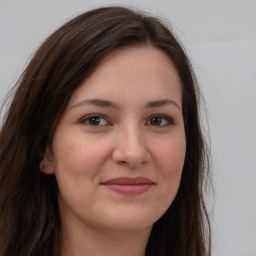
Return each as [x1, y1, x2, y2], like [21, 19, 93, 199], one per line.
[100, 177, 155, 195]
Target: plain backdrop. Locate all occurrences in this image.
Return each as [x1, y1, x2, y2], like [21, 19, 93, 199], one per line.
[0, 0, 255, 255]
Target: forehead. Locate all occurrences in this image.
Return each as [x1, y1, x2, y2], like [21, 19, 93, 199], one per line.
[68, 46, 182, 107]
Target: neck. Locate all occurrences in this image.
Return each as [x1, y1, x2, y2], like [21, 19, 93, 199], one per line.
[60, 217, 152, 256]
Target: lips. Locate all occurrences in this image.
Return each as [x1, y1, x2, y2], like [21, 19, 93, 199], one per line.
[101, 177, 154, 195]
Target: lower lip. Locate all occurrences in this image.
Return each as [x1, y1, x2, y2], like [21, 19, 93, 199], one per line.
[103, 184, 153, 195]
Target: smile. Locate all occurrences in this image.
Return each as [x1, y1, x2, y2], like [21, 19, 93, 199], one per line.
[101, 177, 155, 195]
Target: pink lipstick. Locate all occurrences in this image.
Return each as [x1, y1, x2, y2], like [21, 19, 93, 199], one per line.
[101, 177, 154, 195]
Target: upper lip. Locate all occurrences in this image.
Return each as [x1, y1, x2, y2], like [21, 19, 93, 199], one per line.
[101, 177, 154, 185]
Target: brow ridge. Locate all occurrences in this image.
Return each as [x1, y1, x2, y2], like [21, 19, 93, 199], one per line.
[145, 99, 181, 109]
[70, 98, 181, 110]
[69, 99, 119, 109]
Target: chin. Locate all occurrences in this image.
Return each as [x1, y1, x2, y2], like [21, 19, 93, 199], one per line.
[102, 220, 153, 234]
[97, 209, 161, 233]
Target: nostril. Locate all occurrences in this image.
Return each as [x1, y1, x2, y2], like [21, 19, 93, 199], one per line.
[112, 146, 151, 168]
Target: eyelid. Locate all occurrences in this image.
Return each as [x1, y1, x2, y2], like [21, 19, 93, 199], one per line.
[78, 113, 175, 128]
[146, 114, 175, 127]
[79, 114, 112, 126]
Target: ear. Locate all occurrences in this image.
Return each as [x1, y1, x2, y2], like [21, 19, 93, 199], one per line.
[40, 147, 55, 174]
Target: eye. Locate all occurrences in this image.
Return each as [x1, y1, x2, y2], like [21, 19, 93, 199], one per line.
[80, 115, 110, 126]
[147, 115, 174, 127]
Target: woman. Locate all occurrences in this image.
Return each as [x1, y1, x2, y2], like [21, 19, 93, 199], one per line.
[0, 6, 211, 256]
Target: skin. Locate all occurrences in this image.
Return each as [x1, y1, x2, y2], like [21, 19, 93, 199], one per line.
[42, 46, 186, 256]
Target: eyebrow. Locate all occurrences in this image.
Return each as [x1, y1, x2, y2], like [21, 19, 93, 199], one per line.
[145, 99, 181, 110]
[69, 98, 181, 110]
[69, 99, 119, 110]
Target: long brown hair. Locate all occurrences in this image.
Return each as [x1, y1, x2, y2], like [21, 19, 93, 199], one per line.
[0, 6, 211, 256]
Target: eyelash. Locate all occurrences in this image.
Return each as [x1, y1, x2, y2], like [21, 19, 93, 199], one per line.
[146, 114, 175, 127]
[79, 114, 110, 127]
[79, 114, 175, 127]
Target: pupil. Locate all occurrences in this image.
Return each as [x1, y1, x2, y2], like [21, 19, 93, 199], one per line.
[89, 117, 100, 125]
[151, 117, 161, 126]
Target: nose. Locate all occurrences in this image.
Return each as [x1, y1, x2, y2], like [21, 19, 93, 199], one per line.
[112, 126, 151, 168]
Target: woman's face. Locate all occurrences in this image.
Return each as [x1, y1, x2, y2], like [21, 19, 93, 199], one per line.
[43, 47, 186, 234]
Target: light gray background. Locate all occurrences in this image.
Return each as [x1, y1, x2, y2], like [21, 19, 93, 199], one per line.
[0, 0, 255, 255]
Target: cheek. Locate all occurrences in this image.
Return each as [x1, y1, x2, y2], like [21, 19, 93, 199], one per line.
[158, 144, 184, 193]
[51, 134, 103, 209]
[152, 134, 186, 198]
[153, 135, 186, 175]
[52, 132, 107, 175]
